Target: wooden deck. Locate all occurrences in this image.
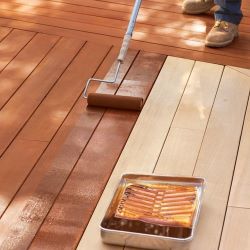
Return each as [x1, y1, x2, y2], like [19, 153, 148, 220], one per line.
[0, 1, 250, 250]
[0, 0, 249, 67]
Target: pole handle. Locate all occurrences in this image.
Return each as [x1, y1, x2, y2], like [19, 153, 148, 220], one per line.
[117, 34, 131, 63]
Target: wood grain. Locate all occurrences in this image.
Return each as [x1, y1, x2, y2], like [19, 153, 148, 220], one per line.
[229, 93, 250, 208]
[0, 0, 249, 68]
[0, 29, 35, 72]
[0, 26, 11, 41]
[0, 42, 113, 250]
[0, 37, 83, 158]
[186, 67, 250, 250]
[219, 207, 250, 250]
[0, 33, 58, 110]
[17, 42, 111, 142]
[156, 61, 223, 176]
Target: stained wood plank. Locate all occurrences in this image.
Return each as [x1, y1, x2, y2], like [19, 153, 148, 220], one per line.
[0, 33, 58, 110]
[30, 111, 139, 250]
[0, 0, 249, 68]
[1, 8, 250, 59]
[0, 0, 218, 32]
[6, 0, 250, 44]
[17, 42, 111, 142]
[219, 207, 250, 250]
[0, 38, 83, 212]
[0, 36, 83, 136]
[0, 45, 120, 220]
[0, 26, 11, 41]
[0, 139, 47, 216]
[0, 29, 35, 72]
[29, 52, 165, 250]
[76, 56, 195, 250]
[229, 97, 250, 208]
[0, 2, 210, 42]
[156, 61, 223, 176]
[0, 43, 115, 250]
[3, 0, 250, 28]
[0, 17, 249, 69]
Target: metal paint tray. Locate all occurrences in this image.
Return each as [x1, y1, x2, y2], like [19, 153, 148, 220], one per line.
[100, 174, 205, 250]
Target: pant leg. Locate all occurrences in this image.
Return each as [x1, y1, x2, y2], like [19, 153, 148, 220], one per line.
[214, 0, 243, 24]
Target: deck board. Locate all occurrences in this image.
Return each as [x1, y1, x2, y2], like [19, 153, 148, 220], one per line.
[229, 98, 250, 208]
[0, 26, 11, 40]
[77, 62, 250, 250]
[0, 29, 35, 72]
[0, 0, 249, 68]
[17, 42, 110, 142]
[156, 61, 223, 176]
[0, 33, 58, 110]
[0, 1, 250, 249]
[186, 67, 249, 250]
[219, 207, 250, 250]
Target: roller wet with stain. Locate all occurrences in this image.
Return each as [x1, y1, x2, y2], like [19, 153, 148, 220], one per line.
[101, 174, 205, 250]
[83, 0, 144, 111]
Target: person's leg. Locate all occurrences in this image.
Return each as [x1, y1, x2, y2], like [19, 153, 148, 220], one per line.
[205, 0, 242, 47]
[214, 0, 243, 24]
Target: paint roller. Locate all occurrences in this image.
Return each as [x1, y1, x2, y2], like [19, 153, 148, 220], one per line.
[82, 0, 143, 111]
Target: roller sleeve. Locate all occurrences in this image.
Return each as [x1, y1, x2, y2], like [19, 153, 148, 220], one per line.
[87, 93, 143, 111]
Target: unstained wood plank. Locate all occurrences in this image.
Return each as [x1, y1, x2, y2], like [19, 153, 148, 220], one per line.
[184, 67, 250, 250]
[219, 207, 250, 250]
[156, 61, 223, 176]
[229, 66, 250, 77]
[229, 95, 250, 208]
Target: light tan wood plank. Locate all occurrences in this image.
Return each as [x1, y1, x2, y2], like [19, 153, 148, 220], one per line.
[229, 100, 250, 208]
[156, 61, 223, 176]
[219, 207, 250, 250]
[185, 67, 250, 250]
[124, 62, 225, 250]
[229, 66, 250, 77]
[77, 56, 195, 250]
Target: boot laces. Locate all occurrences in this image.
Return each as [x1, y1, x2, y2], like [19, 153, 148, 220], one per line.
[214, 20, 229, 31]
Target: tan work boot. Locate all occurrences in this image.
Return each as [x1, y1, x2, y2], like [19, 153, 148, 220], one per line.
[205, 20, 238, 47]
[182, 0, 215, 14]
